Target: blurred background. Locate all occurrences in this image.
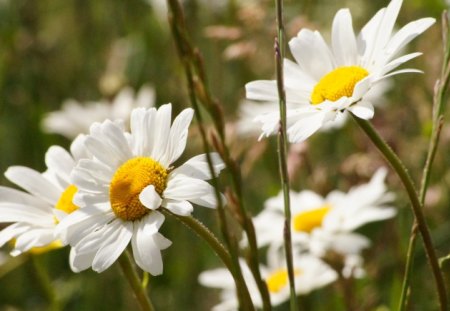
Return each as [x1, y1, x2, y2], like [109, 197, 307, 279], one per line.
[0, 0, 449, 310]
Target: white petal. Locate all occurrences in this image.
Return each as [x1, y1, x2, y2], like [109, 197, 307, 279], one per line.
[163, 199, 194, 216]
[70, 134, 90, 161]
[151, 104, 172, 162]
[164, 176, 215, 201]
[0, 203, 53, 224]
[332, 9, 357, 66]
[92, 221, 133, 272]
[286, 110, 328, 143]
[245, 80, 279, 102]
[139, 185, 163, 210]
[171, 153, 225, 180]
[160, 108, 194, 166]
[153, 232, 172, 250]
[0, 186, 49, 210]
[384, 18, 435, 61]
[0, 223, 28, 247]
[45, 146, 76, 183]
[131, 107, 153, 156]
[348, 101, 374, 120]
[289, 29, 335, 80]
[70, 248, 96, 273]
[5, 166, 60, 205]
[132, 220, 169, 275]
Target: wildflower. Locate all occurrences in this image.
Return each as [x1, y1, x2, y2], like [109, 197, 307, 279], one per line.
[246, 0, 434, 142]
[42, 85, 155, 139]
[57, 104, 225, 274]
[199, 254, 336, 310]
[246, 168, 396, 258]
[0, 136, 87, 256]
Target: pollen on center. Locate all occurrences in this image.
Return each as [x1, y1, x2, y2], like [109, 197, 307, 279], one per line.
[109, 157, 168, 222]
[310, 66, 369, 105]
[293, 204, 332, 233]
[266, 268, 302, 293]
[55, 184, 79, 215]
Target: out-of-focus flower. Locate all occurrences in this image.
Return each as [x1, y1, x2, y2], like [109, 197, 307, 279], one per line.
[245, 168, 396, 260]
[42, 85, 155, 139]
[0, 136, 87, 256]
[56, 104, 225, 274]
[199, 254, 337, 310]
[246, 0, 435, 142]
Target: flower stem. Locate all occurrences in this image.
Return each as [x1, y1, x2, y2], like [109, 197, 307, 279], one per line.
[398, 12, 450, 311]
[274, 0, 297, 310]
[30, 254, 60, 311]
[166, 0, 267, 309]
[161, 208, 255, 311]
[118, 250, 155, 311]
[352, 115, 448, 311]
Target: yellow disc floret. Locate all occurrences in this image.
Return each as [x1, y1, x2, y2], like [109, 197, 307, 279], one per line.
[266, 269, 301, 293]
[109, 157, 168, 221]
[55, 184, 79, 214]
[293, 204, 332, 233]
[310, 66, 369, 105]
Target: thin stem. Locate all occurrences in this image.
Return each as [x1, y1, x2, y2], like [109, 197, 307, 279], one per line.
[398, 12, 450, 311]
[166, 0, 268, 309]
[161, 208, 255, 311]
[118, 250, 155, 311]
[30, 254, 60, 311]
[352, 116, 448, 311]
[274, 0, 297, 310]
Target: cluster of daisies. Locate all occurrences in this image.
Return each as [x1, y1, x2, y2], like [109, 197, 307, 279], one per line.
[0, 0, 435, 309]
[1, 94, 225, 275]
[199, 168, 396, 309]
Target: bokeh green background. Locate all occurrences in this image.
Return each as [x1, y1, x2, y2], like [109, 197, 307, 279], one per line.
[0, 0, 449, 310]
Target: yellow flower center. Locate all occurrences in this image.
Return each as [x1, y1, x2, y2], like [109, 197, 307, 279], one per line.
[310, 66, 369, 105]
[55, 184, 79, 215]
[266, 269, 302, 293]
[109, 157, 168, 221]
[293, 204, 332, 233]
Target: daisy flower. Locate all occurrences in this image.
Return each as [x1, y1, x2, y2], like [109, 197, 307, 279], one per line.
[42, 85, 155, 139]
[245, 168, 396, 258]
[56, 104, 225, 275]
[246, 0, 435, 142]
[0, 136, 87, 256]
[199, 253, 337, 310]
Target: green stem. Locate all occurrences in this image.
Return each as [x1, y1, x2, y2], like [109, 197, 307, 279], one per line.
[166, 0, 264, 309]
[118, 250, 155, 311]
[30, 254, 60, 311]
[398, 12, 450, 311]
[352, 116, 447, 311]
[161, 208, 255, 311]
[274, 0, 297, 310]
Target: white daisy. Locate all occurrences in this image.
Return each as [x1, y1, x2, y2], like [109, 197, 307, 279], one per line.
[199, 253, 337, 310]
[0, 136, 87, 256]
[246, 168, 396, 258]
[246, 0, 435, 142]
[56, 104, 225, 274]
[42, 85, 155, 139]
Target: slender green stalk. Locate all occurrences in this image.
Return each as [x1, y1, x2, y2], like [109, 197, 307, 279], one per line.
[166, 0, 269, 309]
[30, 254, 60, 311]
[397, 12, 450, 311]
[161, 208, 255, 311]
[274, 0, 297, 310]
[352, 116, 448, 311]
[142, 271, 149, 289]
[118, 250, 154, 311]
